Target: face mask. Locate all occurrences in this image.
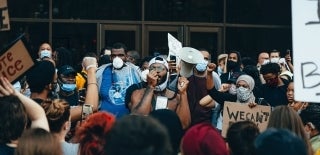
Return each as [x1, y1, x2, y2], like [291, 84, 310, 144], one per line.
[227, 60, 238, 70]
[228, 84, 237, 95]
[237, 86, 251, 102]
[217, 66, 223, 75]
[113, 57, 124, 69]
[40, 50, 52, 59]
[195, 62, 208, 72]
[263, 59, 270, 65]
[60, 83, 76, 92]
[266, 76, 279, 87]
[270, 57, 280, 63]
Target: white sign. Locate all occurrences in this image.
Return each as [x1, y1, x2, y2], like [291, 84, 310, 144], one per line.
[292, 0, 320, 102]
[167, 33, 182, 61]
[0, 0, 10, 31]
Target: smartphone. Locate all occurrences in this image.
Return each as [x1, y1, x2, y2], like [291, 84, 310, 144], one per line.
[170, 55, 176, 63]
[81, 104, 93, 122]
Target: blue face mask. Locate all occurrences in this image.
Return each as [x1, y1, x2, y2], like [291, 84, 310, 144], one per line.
[60, 83, 76, 92]
[195, 61, 208, 72]
[40, 50, 52, 59]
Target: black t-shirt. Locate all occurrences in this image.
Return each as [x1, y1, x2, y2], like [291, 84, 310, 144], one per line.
[258, 78, 289, 107]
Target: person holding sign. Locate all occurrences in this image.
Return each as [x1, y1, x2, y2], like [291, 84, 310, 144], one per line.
[125, 56, 190, 129]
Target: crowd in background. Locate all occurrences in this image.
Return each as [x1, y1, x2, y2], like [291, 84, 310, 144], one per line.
[0, 41, 319, 155]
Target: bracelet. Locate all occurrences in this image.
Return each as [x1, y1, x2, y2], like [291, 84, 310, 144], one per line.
[87, 83, 98, 87]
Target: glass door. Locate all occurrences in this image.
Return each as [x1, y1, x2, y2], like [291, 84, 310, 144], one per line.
[99, 24, 141, 53]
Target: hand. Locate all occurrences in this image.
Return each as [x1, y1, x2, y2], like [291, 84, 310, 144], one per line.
[167, 60, 177, 74]
[178, 77, 189, 93]
[248, 102, 257, 108]
[147, 70, 158, 88]
[82, 57, 98, 71]
[207, 63, 216, 73]
[219, 83, 230, 92]
[285, 54, 292, 63]
[0, 77, 17, 97]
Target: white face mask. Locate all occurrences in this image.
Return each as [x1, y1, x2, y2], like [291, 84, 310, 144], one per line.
[228, 84, 237, 95]
[40, 50, 52, 59]
[113, 57, 124, 69]
[270, 57, 280, 63]
[236, 86, 251, 102]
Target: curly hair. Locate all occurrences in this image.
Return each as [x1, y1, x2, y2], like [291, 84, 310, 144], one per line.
[75, 112, 115, 155]
[42, 99, 70, 133]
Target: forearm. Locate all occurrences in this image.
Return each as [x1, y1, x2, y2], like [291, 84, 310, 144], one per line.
[15, 92, 49, 131]
[131, 86, 154, 115]
[206, 72, 214, 90]
[84, 68, 99, 112]
[175, 92, 191, 129]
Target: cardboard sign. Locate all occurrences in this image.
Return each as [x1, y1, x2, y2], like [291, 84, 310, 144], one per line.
[221, 102, 271, 137]
[292, 0, 320, 102]
[167, 33, 182, 62]
[0, 0, 10, 31]
[0, 37, 35, 83]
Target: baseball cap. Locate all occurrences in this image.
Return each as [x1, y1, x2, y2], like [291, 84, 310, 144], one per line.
[57, 65, 76, 76]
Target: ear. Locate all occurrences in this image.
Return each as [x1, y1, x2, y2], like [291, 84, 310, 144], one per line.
[62, 121, 69, 130]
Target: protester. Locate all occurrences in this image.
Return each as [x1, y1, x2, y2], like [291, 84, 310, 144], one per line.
[287, 81, 308, 113]
[181, 122, 228, 155]
[227, 120, 260, 155]
[255, 128, 308, 155]
[300, 103, 320, 152]
[0, 77, 49, 155]
[104, 115, 172, 155]
[75, 112, 115, 155]
[15, 128, 62, 155]
[126, 56, 190, 129]
[267, 105, 313, 155]
[97, 42, 141, 118]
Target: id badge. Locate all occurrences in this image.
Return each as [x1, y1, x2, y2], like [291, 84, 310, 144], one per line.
[155, 96, 168, 110]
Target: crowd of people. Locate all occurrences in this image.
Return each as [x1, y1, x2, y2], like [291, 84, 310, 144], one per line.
[0, 41, 319, 155]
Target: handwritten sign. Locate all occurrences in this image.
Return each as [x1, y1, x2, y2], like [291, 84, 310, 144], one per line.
[292, 0, 320, 102]
[167, 33, 182, 62]
[221, 102, 271, 137]
[0, 0, 10, 31]
[0, 38, 34, 83]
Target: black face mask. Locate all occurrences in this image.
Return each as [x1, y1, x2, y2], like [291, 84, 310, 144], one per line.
[227, 60, 238, 71]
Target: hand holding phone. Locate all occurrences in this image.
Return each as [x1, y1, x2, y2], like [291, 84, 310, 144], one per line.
[81, 104, 93, 122]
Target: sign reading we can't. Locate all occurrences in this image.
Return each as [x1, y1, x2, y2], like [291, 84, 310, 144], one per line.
[221, 102, 271, 137]
[0, 39, 34, 83]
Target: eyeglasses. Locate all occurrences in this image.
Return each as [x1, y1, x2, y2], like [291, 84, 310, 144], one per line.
[111, 54, 125, 58]
[149, 65, 166, 72]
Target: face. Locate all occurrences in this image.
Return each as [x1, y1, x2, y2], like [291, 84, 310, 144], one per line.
[126, 51, 135, 64]
[228, 53, 238, 62]
[141, 61, 149, 71]
[258, 52, 269, 64]
[236, 80, 250, 89]
[270, 52, 280, 59]
[60, 74, 76, 84]
[200, 51, 211, 63]
[286, 82, 294, 103]
[149, 63, 167, 84]
[38, 43, 52, 57]
[111, 48, 126, 61]
[263, 73, 278, 86]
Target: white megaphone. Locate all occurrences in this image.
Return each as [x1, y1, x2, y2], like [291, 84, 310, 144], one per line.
[177, 47, 204, 78]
